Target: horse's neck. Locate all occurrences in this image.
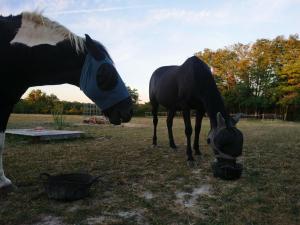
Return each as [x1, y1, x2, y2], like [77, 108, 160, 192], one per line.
[202, 81, 229, 129]
[26, 40, 86, 87]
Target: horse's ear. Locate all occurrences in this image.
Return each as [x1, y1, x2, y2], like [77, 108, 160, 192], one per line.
[217, 112, 226, 129]
[85, 34, 103, 60]
[231, 113, 242, 126]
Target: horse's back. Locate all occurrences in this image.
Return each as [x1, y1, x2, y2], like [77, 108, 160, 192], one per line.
[149, 56, 215, 110]
[149, 65, 178, 89]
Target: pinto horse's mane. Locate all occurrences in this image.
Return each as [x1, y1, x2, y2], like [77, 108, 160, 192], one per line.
[11, 11, 85, 53]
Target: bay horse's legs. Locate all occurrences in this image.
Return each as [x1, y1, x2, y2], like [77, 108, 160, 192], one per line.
[0, 103, 13, 189]
[167, 109, 177, 149]
[193, 110, 205, 155]
[183, 109, 193, 161]
[151, 102, 159, 146]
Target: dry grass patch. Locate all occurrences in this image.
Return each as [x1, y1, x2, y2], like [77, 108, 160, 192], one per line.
[0, 114, 299, 225]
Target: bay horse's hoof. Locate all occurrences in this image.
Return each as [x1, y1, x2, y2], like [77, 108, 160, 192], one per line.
[151, 144, 161, 148]
[195, 154, 202, 162]
[194, 150, 201, 156]
[170, 144, 177, 149]
[0, 184, 17, 194]
[187, 160, 197, 168]
[171, 147, 178, 152]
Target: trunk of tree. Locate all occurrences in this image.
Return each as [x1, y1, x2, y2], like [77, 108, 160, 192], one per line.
[284, 105, 289, 121]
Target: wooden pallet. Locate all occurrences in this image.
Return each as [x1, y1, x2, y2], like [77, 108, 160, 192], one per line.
[5, 129, 84, 141]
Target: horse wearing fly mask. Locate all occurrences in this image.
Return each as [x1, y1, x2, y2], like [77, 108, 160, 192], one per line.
[0, 12, 133, 191]
[149, 56, 243, 179]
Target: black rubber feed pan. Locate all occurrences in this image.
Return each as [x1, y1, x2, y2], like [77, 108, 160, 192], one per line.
[40, 173, 101, 201]
[211, 161, 243, 180]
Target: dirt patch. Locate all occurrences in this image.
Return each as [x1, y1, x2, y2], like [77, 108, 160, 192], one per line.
[33, 216, 65, 225]
[86, 216, 106, 224]
[87, 215, 121, 225]
[121, 123, 149, 128]
[175, 184, 211, 208]
[87, 210, 149, 225]
[118, 209, 149, 225]
[142, 191, 154, 200]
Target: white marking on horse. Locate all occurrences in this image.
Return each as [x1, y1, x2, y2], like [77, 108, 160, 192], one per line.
[10, 11, 85, 53]
[0, 132, 12, 188]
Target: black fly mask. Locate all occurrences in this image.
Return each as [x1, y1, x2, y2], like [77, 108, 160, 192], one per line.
[208, 127, 243, 160]
[208, 112, 244, 180]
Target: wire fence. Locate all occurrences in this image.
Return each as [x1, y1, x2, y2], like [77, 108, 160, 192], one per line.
[82, 103, 102, 116]
[144, 112, 284, 120]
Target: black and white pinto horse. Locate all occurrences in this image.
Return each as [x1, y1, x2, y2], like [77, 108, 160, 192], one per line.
[150, 56, 243, 171]
[0, 12, 133, 190]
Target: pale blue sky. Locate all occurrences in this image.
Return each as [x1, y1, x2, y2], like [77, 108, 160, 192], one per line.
[1, 0, 300, 103]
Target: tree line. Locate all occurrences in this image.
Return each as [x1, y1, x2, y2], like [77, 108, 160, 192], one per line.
[14, 87, 139, 115]
[14, 89, 84, 115]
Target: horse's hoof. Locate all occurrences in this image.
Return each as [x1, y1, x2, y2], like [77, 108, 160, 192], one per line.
[151, 144, 162, 149]
[194, 151, 201, 156]
[171, 147, 178, 152]
[195, 154, 202, 162]
[187, 160, 196, 168]
[0, 184, 17, 194]
[170, 144, 177, 149]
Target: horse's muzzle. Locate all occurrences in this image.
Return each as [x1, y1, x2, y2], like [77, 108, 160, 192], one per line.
[102, 97, 133, 125]
[107, 110, 133, 125]
[211, 158, 243, 180]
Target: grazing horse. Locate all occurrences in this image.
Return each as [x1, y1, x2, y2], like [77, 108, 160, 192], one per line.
[0, 12, 133, 190]
[149, 56, 243, 171]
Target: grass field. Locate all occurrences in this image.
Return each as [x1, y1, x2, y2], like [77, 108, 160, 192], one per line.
[0, 114, 299, 225]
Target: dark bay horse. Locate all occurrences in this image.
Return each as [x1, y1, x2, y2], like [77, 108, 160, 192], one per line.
[0, 12, 133, 190]
[150, 56, 243, 175]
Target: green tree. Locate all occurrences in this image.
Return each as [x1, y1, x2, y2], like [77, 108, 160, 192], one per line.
[127, 86, 139, 105]
[196, 48, 239, 92]
[25, 89, 59, 114]
[277, 60, 300, 119]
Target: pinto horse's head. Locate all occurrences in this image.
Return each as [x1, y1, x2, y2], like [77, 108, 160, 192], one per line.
[81, 34, 133, 125]
[207, 112, 244, 180]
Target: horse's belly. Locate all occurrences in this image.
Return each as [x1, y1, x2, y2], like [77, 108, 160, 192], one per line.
[155, 88, 178, 107]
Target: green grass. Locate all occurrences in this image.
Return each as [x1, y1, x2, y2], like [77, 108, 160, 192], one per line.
[0, 114, 299, 225]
